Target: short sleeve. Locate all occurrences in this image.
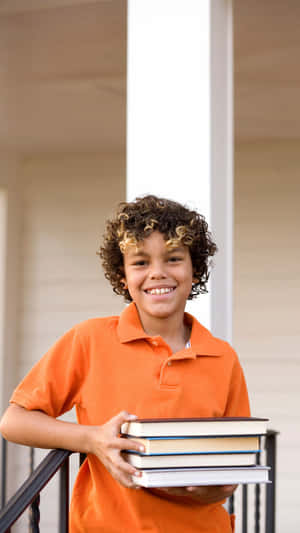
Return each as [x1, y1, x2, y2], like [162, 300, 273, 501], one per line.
[10, 326, 88, 418]
[224, 349, 251, 417]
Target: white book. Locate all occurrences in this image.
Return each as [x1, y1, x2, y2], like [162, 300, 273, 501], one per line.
[133, 465, 270, 488]
[121, 417, 268, 438]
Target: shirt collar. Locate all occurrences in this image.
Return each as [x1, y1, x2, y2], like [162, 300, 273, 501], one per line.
[117, 303, 222, 357]
[117, 303, 151, 343]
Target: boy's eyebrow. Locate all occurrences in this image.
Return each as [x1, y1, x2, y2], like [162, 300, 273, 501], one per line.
[166, 246, 185, 253]
[128, 245, 186, 256]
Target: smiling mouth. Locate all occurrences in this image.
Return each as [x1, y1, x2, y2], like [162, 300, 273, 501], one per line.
[145, 287, 175, 295]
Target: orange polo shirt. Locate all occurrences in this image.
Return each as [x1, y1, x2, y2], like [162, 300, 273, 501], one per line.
[10, 303, 250, 532]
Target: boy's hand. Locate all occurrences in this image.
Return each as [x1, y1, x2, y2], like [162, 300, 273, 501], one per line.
[88, 411, 144, 488]
[150, 484, 238, 505]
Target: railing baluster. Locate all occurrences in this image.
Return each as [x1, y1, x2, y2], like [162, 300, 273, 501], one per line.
[255, 450, 261, 533]
[242, 484, 248, 533]
[255, 483, 261, 533]
[1, 438, 7, 509]
[59, 456, 69, 533]
[28, 446, 40, 532]
[228, 493, 234, 515]
[265, 430, 278, 533]
[29, 494, 40, 533]
[30, 447, 35, 474]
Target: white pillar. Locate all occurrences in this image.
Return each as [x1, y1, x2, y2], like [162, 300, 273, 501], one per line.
[127, 0, 233, 340]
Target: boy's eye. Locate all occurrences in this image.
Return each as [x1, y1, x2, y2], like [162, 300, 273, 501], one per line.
[168, 256, 182, 262]
[133, 260, 147, 266]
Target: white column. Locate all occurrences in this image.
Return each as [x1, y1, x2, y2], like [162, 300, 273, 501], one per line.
[210, 1, 233, 342]
[127, 0, 233, 340]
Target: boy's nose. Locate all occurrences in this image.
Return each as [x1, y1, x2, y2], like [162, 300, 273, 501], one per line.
[149, 262, 167, 279]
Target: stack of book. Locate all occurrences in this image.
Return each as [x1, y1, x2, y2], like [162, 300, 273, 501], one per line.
[121, 417, 270, 488]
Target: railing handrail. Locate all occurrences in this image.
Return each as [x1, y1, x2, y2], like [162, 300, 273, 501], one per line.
[0, 447, 72, 533]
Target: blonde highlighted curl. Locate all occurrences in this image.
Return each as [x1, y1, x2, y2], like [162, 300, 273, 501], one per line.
[98, 195, 217, 302]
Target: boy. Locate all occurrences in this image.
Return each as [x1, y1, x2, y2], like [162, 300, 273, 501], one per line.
[0, 195, 250, 532]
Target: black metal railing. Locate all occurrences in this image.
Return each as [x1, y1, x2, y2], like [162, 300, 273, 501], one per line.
[0, 431, 278, 533]
[228, 430, 278, 533]
[1, 438, 7, 511]
[0, 447, 72, 533]
[265, 430, 277, 533]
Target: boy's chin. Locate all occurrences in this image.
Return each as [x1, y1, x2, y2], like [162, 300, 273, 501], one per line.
[145, 307, 178, 320]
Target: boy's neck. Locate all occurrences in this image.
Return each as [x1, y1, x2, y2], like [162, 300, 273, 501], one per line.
[137, 310, 191, 353]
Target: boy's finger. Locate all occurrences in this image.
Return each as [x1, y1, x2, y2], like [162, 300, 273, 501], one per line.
[108, 464, 133, 488]
[109, 459, 141, 487]
[113, 436, 145, 453]
[118, 471, 139, 488]
[220, 484, 238, 494]
[110, 411, 137, 430]
[113, 456, 142, 477]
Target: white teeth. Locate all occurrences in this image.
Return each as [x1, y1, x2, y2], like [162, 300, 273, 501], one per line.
[147, 287, 173, 295]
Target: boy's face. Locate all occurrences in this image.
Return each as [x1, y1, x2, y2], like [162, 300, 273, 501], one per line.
[122, 231, 195, 327]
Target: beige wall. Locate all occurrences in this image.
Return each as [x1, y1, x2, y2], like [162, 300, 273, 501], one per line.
[18, 153, 125, 384]
[3, 152, 126, 531]
[234, 140, 300, 532]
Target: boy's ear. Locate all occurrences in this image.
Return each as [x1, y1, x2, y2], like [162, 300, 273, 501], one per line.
[192, 276, 199, 285]
[121, 278, 128, 290]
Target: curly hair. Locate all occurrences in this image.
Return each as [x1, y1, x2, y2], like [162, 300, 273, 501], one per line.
[98, 195, 217, 302]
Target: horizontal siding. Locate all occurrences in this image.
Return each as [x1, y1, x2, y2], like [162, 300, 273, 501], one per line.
[234, 140, 300, 533]
[9, 153, 125, 532]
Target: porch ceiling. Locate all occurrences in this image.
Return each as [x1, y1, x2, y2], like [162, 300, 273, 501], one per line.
[0, 0, 126, 154]
[0, 0, 299, 154]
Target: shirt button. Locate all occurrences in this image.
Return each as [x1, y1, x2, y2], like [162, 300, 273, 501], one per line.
[152, 340, 158, 346]
[167, 361, 172, 366]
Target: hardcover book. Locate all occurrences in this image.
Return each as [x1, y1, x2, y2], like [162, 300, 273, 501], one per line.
[126, 435, 260, 455]
[123, 451, 258, 469]
[121, 417, 268, 438]
[132, 465, 270, 488]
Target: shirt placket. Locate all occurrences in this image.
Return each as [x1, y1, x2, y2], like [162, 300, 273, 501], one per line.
[148, 339, 196, 388]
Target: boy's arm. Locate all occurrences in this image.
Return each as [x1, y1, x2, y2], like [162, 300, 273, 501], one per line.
[0, 405, 144, 488]
[0, 404, 92, 452]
